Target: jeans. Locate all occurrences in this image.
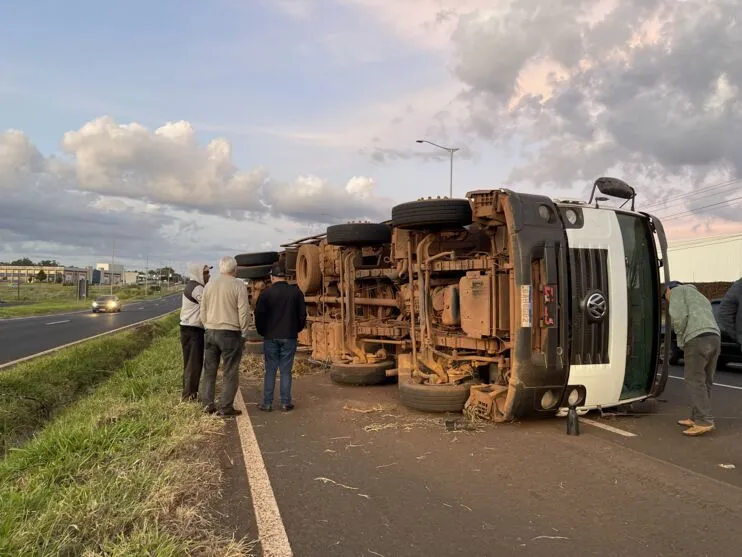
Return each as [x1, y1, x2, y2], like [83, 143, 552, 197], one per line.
[263, 338, 298, 407]
[179, 325, 205, 400]
[200, 329, 244, 412]
[683, 333, 720, 426]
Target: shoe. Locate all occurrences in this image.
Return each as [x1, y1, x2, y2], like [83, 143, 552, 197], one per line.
[281, 403, 294, 412]
[682, 424, 715, 436]
[203, 405, 217, 414]
[677, 418, 695, 427]
[217, 408, 243, 417]
[257, 404, 272, 412]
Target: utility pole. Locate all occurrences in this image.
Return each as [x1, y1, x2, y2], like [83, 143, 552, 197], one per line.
[415, 139, 460, 198]
[145, 254, 149, 298]
[110, 238, 115, 295]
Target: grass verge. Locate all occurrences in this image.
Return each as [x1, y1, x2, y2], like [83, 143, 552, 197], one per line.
[0, 318, 252, 556]
[0, 313, 179, 454]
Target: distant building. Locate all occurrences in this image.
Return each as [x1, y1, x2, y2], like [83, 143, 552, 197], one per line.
[123, 271, 141, 285]
[95, 262, 124, 286]
[0, 265, 88, 285]
[667, 233, 742, 282]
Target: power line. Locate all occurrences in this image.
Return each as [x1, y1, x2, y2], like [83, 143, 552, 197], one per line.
[642, 177, 742, 212]
[656, 193, 742, 222]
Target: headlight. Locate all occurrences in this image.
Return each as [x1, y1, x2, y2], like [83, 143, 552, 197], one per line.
[92, 302, 98, 307]
[565, 209, 578, 225]
[538, 205, 551, 222]
[540, 390, 559, 410]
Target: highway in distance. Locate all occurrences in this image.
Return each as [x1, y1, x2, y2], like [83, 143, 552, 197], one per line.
[0, 294, 182, 367]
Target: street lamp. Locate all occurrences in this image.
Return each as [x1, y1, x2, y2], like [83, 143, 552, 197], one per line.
[416, 139, 460, 198]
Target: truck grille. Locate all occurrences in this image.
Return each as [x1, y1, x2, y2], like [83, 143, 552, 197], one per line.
[569, 248, 610, 365]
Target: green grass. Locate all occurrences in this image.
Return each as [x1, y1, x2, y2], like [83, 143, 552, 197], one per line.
[0, 284, 181, 319]
[0, 313, 179, 454]
[0, 320, 253, 556]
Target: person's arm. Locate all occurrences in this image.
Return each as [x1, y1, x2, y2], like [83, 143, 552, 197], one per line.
[254, 290, 266, 337]
[193, 284, 204, 303]
[199, 284, 209, 326]
[237, 281, 250, 337]
[669, 290, 689, 349]
[296, 287, 307, 333]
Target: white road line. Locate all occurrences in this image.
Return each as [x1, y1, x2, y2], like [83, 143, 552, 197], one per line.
[0, 309, 178, 370]
[45, 319, 70, 325]
[234, 390, 293, 557]
[580, 418, 638, 437]
[669, 375, 742, 391]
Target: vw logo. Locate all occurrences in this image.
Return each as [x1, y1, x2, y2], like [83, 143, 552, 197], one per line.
[585, 291, 607, 322]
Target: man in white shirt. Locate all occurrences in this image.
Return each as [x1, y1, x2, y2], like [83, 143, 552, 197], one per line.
[199, 256, 250, 416]
[179, 262, 211, 402]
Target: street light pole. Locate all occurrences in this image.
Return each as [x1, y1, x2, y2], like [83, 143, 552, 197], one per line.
[110, 238, 115, 295]
[416, 139, 460, 198]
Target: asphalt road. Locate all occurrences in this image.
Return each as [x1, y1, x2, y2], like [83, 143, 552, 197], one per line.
[0, 294, 181, 366]
[226, 362, 742, 557]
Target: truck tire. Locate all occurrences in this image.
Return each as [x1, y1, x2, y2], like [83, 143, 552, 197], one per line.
[236, 264, 273, 280]
[235, 251, 279, 267]
[330, 361, 395, 386]
[622, 398, 658, 414]
[285, 249, 299, 272]
[244, 340, 264, 355]
[391, 198, 473, 230]
[296, 244, 322, 294]
[326, 223, 392, 246]
[398, 379, 474, 413]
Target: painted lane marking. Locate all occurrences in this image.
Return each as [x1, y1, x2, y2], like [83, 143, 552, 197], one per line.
[669, 375, 742, 391]
[45, 319, 70, 325]
[234, 390, 293, 556]
[580, 418, 638, 437]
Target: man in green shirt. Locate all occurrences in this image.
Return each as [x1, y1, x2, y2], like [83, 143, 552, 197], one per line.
[665, 281, 720, 436]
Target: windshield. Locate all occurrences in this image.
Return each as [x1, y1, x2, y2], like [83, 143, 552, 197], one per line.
[97, 296, 116, 302]
[617, 213, 660, 399]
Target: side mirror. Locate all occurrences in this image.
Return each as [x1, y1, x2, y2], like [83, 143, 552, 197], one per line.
[588, 177, 636, 210]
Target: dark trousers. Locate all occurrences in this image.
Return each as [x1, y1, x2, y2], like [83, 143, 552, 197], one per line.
[200, 329, 244, 412]
[179, 325, 205, 400]
[263, 338, 298, 407]
[683, 333, 720, 426]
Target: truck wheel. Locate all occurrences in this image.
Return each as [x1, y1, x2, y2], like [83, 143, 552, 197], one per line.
[296, 244, 322, 294]
[330, 361, 395, 386]
[622, 398, 658, 414]
[398, 379, 474, 413]
[326, 223, 392, 246]
[285, 248, 299, 272]
[391, 198, 473, 230]
[236, 264, 273, 280]
[244, 341, 264, 355]
[235, 251, 279, 267]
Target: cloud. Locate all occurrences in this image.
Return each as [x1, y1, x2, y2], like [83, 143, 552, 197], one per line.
[0, 118, 396, 267]
[61, 116, 267, 216]
[449, 0, 742, 195]
[263, 174, 392, 223]
[56, 115, 393, 224]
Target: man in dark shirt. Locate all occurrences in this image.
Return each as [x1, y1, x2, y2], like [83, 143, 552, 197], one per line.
[717, 277, 742, 347]
[255, 263, 307, 412]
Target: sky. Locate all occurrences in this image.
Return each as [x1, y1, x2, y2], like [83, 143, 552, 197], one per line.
[1, 0, 741, 273]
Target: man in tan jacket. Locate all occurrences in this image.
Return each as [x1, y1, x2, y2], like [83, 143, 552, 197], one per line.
[199, 255, 250, 416]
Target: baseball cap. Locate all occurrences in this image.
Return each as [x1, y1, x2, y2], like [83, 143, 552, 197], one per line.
[270, 263, 286, 277]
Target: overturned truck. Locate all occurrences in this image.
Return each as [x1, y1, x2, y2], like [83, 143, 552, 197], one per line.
[237, 177, 672, 422]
